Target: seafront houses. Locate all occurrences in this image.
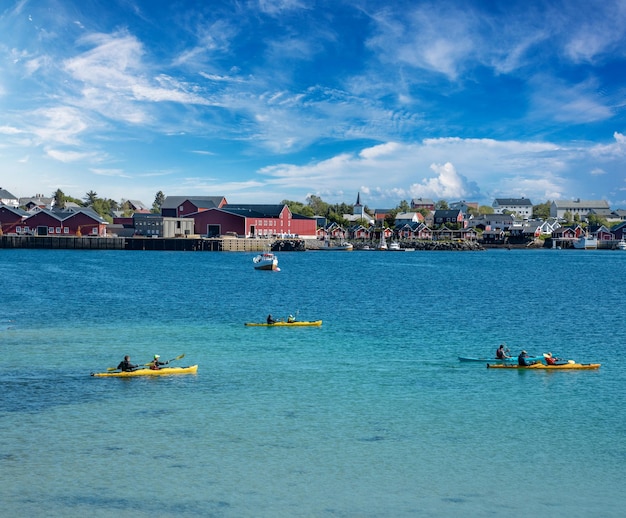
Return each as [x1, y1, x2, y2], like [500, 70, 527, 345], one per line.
[589, 225, 613, 242]
[8, 207, 109, 236]
[492, 198, 533, 219]
[612, 222, 626, 240]
[550, 199, 610, 219]
[0, 205, 29, 234]
[551, 225, 581, 242]
[185, 203, 317, 238]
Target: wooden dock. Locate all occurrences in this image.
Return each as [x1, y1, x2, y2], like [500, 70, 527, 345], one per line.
[0, 235, 304, 252]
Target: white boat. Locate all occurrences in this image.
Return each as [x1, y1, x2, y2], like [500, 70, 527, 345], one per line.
[389, 241, 401, 251]
[377, 232, 388, 250]
[616, 239, 626, 251]
[318, 240, 353, 251]
[253, 252, 279, 270]
[573, 235, 598, 249]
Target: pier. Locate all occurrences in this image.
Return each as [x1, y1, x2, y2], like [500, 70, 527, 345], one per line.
[0, 235, 305, 252]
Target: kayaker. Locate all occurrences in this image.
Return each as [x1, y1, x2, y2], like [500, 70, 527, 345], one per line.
[150, 354, 168, 370]
[267, 314, 276, 324]
[287, 314, 296, 323]
[518, 350, 536, 366]
[117, 355, 138, 372]
[544, 352, 559, 365]
[495, 344, 510, 359]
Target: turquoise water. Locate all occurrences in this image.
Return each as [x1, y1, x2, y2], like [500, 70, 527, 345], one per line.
[1, 248, 625, 517]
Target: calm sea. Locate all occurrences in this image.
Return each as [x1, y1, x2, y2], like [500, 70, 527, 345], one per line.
[1, 248, 625, 517]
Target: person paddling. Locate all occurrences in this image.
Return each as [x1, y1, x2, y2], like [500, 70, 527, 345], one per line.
[267, 314, 277, 324]
[495, 344, 510, 359]
[518, 350, 536, 366]
[150, 354, 168, 370]
[117, 355, 138, 372]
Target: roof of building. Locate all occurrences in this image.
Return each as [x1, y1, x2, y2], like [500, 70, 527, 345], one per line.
[0, 188, 18, 200]
[161, 196, 226, 209]
[24, 207, 108, 223]
[552, 199, 610, 209]
[494, 198, 533, 206]
[411, 197, 434, 205]
[222, 204, 287, 218]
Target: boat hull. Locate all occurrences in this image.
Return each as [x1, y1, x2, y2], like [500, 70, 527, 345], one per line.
[253, 261, 279, 270]
[253, 252, 279, 270]
[92, 365, 198, 377]
[245, 320, 322, 327]
[458, 356, 542, 364]
[487, 363, 600, 370]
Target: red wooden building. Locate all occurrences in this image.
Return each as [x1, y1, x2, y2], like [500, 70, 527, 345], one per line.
[0, 205, 29, 234]
[187, 204, 316, 238]
[21, 209, 107, 236]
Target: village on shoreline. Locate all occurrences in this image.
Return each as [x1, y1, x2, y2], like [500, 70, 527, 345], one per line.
[1, 188, 625, 251]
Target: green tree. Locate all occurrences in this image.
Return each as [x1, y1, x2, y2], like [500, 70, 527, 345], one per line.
[84, 191, 98, 205]
[563, 211, 573, 224]
[121, 200, 134, 217]
[306, 195, 330, 216]
[435, 199, 449, 210]
[533, 201, 550, 220]
[152, 191, 165, 213]
[52, 189, 65, 209]
[479, 205, 494, 214]
[587, 213, 608, 228]
[398, 200, 410, 212]
[467, 206, 479, 217]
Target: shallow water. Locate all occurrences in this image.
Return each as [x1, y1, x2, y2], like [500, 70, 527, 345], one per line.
[1, 248, 625, 517]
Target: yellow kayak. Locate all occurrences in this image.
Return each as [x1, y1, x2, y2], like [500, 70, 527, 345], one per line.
[487, 362, 600, 370]
[244, 320, 322, 327]
[92, 365, 198, 377]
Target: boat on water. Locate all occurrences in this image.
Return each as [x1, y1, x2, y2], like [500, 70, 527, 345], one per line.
[615, 239, 626, 251]
[245, 320, 322, 327]
[318, 241, 353, 251]
[573, 235, 598, 249]
[92, 365, 199, 377]
[487, 362, 600, 370]
[458, 355, 544, 364]
[389, 241, 401, 251]
[253, 251, 279, 270]
[377, 233, 388, 250]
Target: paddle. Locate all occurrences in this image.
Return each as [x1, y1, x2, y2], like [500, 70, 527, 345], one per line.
[106, 361, 148, 372]
[143, 353, 185, 367]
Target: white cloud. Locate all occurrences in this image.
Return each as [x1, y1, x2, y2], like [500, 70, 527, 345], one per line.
[45, 148, 99, 163]
[90, 168, 131, 178]
[408, 162, 475, 200]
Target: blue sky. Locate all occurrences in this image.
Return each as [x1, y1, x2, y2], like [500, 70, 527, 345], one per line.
[1, 0, 625, 209]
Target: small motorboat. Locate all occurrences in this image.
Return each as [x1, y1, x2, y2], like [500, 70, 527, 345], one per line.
[253, 252, 279, 270]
